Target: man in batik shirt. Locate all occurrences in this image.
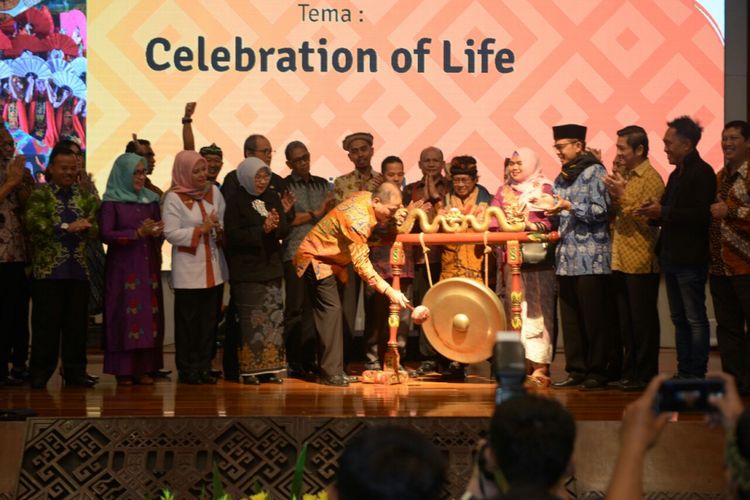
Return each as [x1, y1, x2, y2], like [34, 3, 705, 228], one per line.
[295, 182, 408, 387]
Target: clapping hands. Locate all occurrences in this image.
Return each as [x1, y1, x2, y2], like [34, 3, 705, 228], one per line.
[263, 208, 280, 233]
[138, 218, 164, 238]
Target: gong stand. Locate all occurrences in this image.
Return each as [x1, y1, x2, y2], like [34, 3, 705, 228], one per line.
[370, 230, 560, 385]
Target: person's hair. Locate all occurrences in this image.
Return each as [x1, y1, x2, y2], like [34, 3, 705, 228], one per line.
[489, 395, 575, 490]
[124, 138, 150, 153]
[380, 155, 403, 173]
[335, 425, 446, 500]
[617, 125, 649, 157]
[667, 115, 702, 148]
[54, 138, 81, 153]
[284, 140, 307, 161]
[724, 120, 750, 141]
[373, 181, 402, 203]
[243, 134, 266, 156]
[45, 144, 78, 181]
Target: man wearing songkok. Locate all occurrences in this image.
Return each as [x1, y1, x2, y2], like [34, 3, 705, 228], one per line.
[180, 102, 225, 185]
[603, 126, 664, 391]
[432, 155, 492, 380]
[537, 124, 613, 390]
[294, 182, 409, 387]
[439, 156, 492, 283]
[282, 140, 335, 378]
[637, 116, 716, 380]
[333, 132, 383, 203]
[333, 132, 384, 364]
[708, 120, 750, 394]
[0, 126, 33, 386]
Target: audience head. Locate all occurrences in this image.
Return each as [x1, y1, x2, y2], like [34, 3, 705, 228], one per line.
[418, 146, 445, 178]
[243, 134, 274, 166]
[449, 155, 479, 200]
[237, 157, 271, 197]
[381, 155, 405, 185]
[199, 143, 224, 181]
[722, 120, 750, 167]
[342, 132, 374, 172]
[488, 395, 575, 492]
[372, 181, 403, 222]
[552, 124, 587, 163]
[616, 125, 649, 171]
[333, 425, 446, 500]
[730, 408, 750, 499]
[285, 141, 311, 179]
[664, 116, 702, 166]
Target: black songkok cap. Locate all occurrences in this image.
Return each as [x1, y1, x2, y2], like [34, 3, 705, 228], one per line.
[553, 124, 587, 141]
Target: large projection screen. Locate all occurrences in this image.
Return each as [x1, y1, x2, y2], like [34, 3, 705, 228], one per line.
[87, 0, 725, 196]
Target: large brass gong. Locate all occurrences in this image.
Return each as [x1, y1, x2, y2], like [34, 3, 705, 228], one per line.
[421, 277, 506, 364]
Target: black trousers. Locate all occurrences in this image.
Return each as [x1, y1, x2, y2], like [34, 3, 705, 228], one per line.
[283, 261, 317, 367]
[174, 285, 223, 376]
[612, 271, 660, 384]
[340, 264, 362, 363]
[304, 267, 344, 378]
[709, 274, 750, 390]
[0, 263, 30, 377]
[557, 274, 614, 381]
[413, 262, 445, 359]
[30, 279, 89, 382]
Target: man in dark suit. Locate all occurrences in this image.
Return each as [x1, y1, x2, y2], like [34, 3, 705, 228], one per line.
[636, 116, 716, 379]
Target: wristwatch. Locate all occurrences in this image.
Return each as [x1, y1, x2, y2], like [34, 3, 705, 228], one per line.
[60, 222, 70, 232]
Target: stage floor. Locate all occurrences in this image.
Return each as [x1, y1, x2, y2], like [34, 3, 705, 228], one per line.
[0, 348, 729, 421]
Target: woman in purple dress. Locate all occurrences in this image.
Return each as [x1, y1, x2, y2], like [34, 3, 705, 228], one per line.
[100, 153, 165, 385]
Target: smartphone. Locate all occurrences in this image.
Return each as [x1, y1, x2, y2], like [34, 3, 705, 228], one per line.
[654, 378, 725, 413]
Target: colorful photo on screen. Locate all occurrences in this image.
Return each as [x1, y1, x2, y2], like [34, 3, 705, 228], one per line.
[0, 0, 86, 182]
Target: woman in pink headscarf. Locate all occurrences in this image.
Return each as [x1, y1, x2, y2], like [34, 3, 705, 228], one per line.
[162, 151, 228, 385]
[491, 147, 556, 386]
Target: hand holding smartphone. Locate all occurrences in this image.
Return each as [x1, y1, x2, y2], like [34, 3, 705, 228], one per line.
[654, 378, 725, 413]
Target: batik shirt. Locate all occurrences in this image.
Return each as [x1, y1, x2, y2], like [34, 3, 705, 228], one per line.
[710, 160, 750, 276]
[610, 159, 664, 274]
[333, 168, 382, 203]
[0, 165, 27, 263]
[25, 182, 99, 280]
[552, 163, 611, 276]
[295, 191, 390, 294]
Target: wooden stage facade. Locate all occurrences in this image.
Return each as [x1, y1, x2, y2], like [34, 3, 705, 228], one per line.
[0, 349, 734, 499]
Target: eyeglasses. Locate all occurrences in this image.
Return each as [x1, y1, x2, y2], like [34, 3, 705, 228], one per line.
[290, 154, 310, 165]
[251, 148, 275, 156]
[133, 170, 147, 177]
[553, 141, 578, 152]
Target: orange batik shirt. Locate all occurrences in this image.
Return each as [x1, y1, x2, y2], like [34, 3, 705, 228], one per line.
[295, 191, 391, 294]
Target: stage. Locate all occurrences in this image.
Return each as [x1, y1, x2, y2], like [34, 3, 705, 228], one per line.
[0, 349, 734, 499]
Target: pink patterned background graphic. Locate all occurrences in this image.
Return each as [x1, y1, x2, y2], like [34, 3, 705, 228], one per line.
[89, 0, 724, 195]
